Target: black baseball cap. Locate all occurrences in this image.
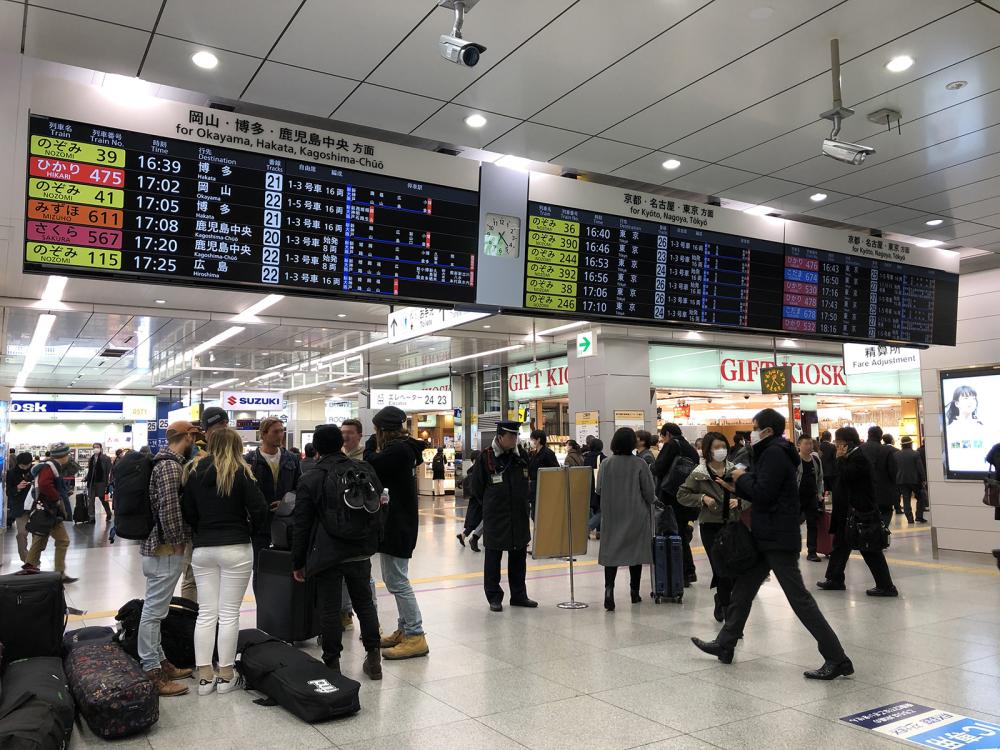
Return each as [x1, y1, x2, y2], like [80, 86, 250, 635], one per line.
[201, 406, 229, 430]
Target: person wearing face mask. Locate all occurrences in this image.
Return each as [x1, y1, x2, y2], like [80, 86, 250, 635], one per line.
[817, 426, 898, 597]
[677, 432, 749, 622]
[692, 409, 853, 681]
[796, 436, 825, 563]
[527, 429, 559, 518]
[139, 421, 199, 696]
[84, 442, 114, 523]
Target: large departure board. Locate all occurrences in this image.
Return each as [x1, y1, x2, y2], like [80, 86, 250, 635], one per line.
[525, 201, 785, 330]
[24, 115, 478, 303]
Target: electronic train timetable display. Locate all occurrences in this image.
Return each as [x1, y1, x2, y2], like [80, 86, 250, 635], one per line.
[524, 201, 785, 330]
[24, 114, 479, 304]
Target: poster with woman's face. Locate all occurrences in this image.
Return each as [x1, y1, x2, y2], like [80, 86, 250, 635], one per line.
[941, 370, 1000, 478]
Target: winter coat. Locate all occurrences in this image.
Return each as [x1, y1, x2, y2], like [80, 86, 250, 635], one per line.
[366, 436, 425, 558]
[894, 447, 926, 485]
[830, 446, 878, 537]
[677, 460, 750, 525]
[5, 465, 32, 520]
[636, 449, 656, 471]
[595, 454, 655, 566]
[860, 439, 897, 510]
[85, 452, 112, 486]
[583, 450, 606, 513]
[245, 447, 302, 538]
[432, 453, 447, 480]
[734, 435, 802, 552]
[527, 446, 559, 481]
[818, 440, 838, 483]
[468, 442, 531, 552]
[181, 456, 268, 548]
[291, 453, 383, 575]
[653, 437, 699, 499]
[564, 447, 584, 467]
[795, 453, 825, 502]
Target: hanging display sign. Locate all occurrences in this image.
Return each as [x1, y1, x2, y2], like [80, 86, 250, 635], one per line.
[370, 389, 452, 411]
[10, 393, 155, 422]
[388, 307, 490, 344]
[842, 343, 921, 375]
[220, 391, 283, 410]
[507, 357, 569, 400]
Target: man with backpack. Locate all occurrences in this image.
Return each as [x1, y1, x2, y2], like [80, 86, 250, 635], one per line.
[24, 442, 77, 582]
[654, 423, 700, 584]
[138, 421, 199, 697]
[292, 424, 384, 680]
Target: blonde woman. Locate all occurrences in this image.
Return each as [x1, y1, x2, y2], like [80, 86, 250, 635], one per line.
[181, 428, 268, 695]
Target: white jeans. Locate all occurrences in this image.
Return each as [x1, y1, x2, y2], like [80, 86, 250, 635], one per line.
[191, 543, 253, 669]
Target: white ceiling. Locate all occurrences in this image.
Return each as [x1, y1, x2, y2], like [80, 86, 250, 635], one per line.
[3, 0, 999, 254]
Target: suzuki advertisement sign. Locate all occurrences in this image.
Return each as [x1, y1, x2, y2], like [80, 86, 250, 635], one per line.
[220, 391, 283, 411]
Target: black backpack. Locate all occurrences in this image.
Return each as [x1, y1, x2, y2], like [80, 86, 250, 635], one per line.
[661, 452, 697, 501]
[317, 461, 383, 543]
[114, 596, 199, 668]
[112, 451, 181, 541]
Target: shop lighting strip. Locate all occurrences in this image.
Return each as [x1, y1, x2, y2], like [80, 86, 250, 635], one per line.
[535, 321, 588, 336]
[185, 326, 245, 359]
[362, 344, 525, 383]
[15, 313, 57, 388]
[280, 373, 359, 395]
[231, 294, 284, 322]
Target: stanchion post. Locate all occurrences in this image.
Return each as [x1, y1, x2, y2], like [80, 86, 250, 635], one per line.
[557, 465, 587, 609]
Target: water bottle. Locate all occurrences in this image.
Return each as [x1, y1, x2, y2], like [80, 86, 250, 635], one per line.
[380, 487, 390, 507]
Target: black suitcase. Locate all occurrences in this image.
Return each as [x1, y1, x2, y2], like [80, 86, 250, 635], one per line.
[62, 626, 115, 655]
[650, 535, 684, 604]
[0, 657, 75, 735]
[255, 548, 318, 643]
[115, 596, 199, 668]
[236, 629, 360, 723]
[0, 573, 66, 667]
[270, 507, 295, 551]
[64, 642, 157, 740]
[72, 493, 89, 524]
[0, 694, 68, 750]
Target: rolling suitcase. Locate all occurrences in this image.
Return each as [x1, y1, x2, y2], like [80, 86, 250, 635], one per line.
[650, 535, 684, 604]
[255, 548, 318, 643]
[72, 493, 89, 524]
[0, 657, 75, 736]
[0, 572, 66, 667]
[64, 642, 157, 740]
[236, 629, 360, 723]
[815, 510, 834, 557]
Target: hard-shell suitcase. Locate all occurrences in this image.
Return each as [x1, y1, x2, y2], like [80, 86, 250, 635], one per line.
[236, 629, 360, 723]
[0, 572, 66, 667]
[72, 493, 89, 524]
[0, 694, 68, 750]
[255, 548, 318, 643]
[815, 510, 834, 557]
[0, 657, 75, 735]
[64, 642, 157, 740]
[650, 535, 684, 604]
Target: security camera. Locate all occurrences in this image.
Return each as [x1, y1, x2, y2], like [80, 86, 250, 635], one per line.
[439, 34, 486, 67]
[822, 138, 875, 165]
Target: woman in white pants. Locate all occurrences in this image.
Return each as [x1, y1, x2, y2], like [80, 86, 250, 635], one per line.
[182, 428, 267, 695]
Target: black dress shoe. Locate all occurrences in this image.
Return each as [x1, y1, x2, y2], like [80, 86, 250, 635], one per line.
[510, 598, 538, 608]
[604, 586, 615, 611]
[804, 657, 854, 680]
[806, 553, 822, 562]
[469, 534, 481, 552]
[691, 637, 734, 664]
[456, 533, 466, 547]
[916, 518, 928, 523]
[489, 601, 503, 612]
[713, 601, 724, 623]
[630, 589, 642, 604]
[323, 658, 341, 673]
[685, 572, 698, 584]
[866, 586, 898, 597]
[816, 580, 846, 590]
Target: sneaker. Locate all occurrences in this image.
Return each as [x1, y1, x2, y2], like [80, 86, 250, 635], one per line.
[197, 676, 217, 696]
[382, 633, 429, 660]
[216, 673, 244, 695]
[144, 668, 188, 697]
[161, 660, 193, 680]
[379, 628, 404, 649]
[341, 612, 355, 631]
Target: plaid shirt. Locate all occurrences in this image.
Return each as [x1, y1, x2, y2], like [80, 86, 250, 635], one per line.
[140, 448, 190, 556]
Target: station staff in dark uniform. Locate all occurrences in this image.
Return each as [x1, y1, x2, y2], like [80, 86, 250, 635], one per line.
[469, 421, 538, 612]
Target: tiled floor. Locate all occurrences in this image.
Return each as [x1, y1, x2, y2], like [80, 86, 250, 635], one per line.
[4, 497, 999, 750]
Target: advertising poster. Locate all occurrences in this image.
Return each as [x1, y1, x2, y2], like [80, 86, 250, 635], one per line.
[940, 366, 1000, 478]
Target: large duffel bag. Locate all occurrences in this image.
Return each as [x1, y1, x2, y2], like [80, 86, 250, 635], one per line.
[0, 694, 68, 750]
[62, 626, 115, 655]
[236, 629, 360, 723]
[0, 573, 65, 667]
[0, 657, 75, 736]
[115, 596, 198, 668]
[64, 642, 157, 740]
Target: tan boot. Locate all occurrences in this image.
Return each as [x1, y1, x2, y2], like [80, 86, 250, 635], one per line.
[341, 612, 355, 631]
[379, 628, 403, 649]
[161, 660, 193, 680]
[382, 633, 429, 660]
[145, 668, 189, 697]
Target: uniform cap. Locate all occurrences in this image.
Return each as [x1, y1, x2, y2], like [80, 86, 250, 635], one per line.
[496, 421, 521, 435]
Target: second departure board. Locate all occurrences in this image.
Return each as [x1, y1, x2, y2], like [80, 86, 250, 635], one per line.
[24, 115, 478, 303]
[524, 201, 785, 331]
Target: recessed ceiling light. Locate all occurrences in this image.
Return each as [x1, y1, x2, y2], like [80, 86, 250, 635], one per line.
[925, 219, 943, 226]
[464, 113, 487, 128]
[661, 158, 681, 170]
[809, 192, 828, 202]
[945, 80, 967, 91]
[191, 50, 219, 70]
[337, 313, 347, 318]
[155, 299, 166, 304]
[294, 339, 303, 344]
[482, 324, 491, 329]
[885, 55, 914, 73]
[385, 358, 391, 362]
[261, 352, 269, 356]
[743, 205, 776, 216]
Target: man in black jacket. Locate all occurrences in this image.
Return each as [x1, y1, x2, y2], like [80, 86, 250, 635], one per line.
[5, 452, 34, 563]
[860, 426, 897, 525]
[292, 424, 382, 680]
[692, 409, 852, 681]
[469, 421, 537, 612]
[818, 431, 838, 497]
[895, 436, 926, 523]
[84, 443, 113, 523]
[654, 423, 700, 583]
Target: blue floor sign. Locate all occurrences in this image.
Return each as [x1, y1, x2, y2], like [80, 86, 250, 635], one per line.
[842, 702, 1000, 749]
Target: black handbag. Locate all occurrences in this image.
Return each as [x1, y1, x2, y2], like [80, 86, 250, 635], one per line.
[844, 508, 890, 551]
[709, 482, 758, 577]
[26, 503, 58, 535]
[983, 463, 1000, 508]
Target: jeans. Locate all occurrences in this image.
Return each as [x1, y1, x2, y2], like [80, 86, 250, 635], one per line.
[718, 548, 846, 663]
[191, 543, 253, 669]
[484, 547, 528, 604]
[379, 554, 423, 636]
[340, 576, 378, 615]
[317, 560, 381, 661]
[587, 512, 601, 532]
[138, 553, 185, 672]
[27, 520, 69, 573]
[180, 543, 198, 602]
[825, 535, 894, 590]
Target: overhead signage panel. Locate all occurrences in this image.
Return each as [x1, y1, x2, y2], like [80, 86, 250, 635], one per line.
[10, 393, 155, 422]
[387, 306, 489, 344]
[370, 389, 452, 411]
[220, 391, 283, 410]
[842, 343, 921, 375]
[24, 79, 480, 307]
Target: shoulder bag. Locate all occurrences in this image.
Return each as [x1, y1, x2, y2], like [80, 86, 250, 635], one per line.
[983, 463, 1000, 508]
[708, 473, 758, 578]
